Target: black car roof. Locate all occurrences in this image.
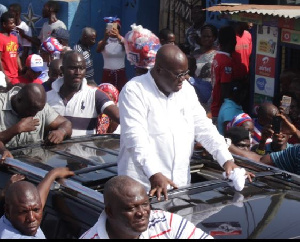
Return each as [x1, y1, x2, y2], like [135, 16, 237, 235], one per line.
[2, 134, 300, 239]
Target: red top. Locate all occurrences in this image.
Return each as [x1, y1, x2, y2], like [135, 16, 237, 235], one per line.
[0, 33, 19, 80]
[10, 75, 43, 85]
[232, 30, 252, 81]
[211, 52, 233, 117]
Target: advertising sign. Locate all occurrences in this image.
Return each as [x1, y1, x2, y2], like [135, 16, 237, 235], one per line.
[254, 75, 275, 97]
[255, 54, 276, 78]
[256, 25, 278, 58]
[255, 25, 278, 99]
[281, 28, 300, 45]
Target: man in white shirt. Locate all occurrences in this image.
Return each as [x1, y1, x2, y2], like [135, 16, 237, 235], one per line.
[118, 44, 255, 201]
[46, 51, 120, 137]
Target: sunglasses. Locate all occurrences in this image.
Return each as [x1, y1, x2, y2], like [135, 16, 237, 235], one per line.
[162, 68, 190, 79]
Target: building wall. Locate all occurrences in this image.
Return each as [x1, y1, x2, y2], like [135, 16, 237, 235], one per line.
[1, 0, 160, 83]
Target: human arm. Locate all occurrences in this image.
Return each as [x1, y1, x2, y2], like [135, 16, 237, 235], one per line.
[17, 55, 22, 74]
[96, 89, 120, 124]
[0, 52, 10, 84]
[37, 167, 74, 209]
[279, 113, 300, 140]
[255, 124, 273, 155]
[109, 27, 125, 46]
[44, 115, 72, 145]
[229, 143, 274, 166]
[16, 27, 41, 48]
[0, 117, 40, 144]
[96, 30, 109, 53]
[191, 84, 255, 181]
[20, 47, 30, 67]
[103, 104, 120, 124]
[0, 140, 13, 163]
[118, 81, 178, 200]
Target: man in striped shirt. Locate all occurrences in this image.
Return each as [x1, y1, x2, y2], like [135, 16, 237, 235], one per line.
[80, 176, 213, 239]
[73, 27, 97, 86]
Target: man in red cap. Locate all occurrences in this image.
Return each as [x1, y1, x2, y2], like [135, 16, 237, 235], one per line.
[10, 54, 44, 86]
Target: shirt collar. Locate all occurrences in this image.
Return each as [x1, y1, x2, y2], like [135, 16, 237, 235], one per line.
[2, 86, 21, 112]
[52, 77, 89, 92]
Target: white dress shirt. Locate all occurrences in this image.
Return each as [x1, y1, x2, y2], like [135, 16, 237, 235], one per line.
[117, 71, 233, 191]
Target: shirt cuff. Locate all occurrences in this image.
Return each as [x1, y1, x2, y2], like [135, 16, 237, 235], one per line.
[215, 150, 234, 167]
[101, 100, 115, 113]
[143, 162, 161, 179]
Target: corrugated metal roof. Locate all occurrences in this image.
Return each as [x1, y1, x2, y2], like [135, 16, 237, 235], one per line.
[205, 3, 300, 19]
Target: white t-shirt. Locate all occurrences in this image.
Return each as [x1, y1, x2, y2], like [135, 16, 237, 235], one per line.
[102, 38, 126, 70]
[39, 20, 67, 42]
[17, 21, 32, 47]
[0, 71, 6, 87]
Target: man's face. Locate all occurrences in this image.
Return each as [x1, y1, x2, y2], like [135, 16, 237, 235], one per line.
[156, 57, 189, 96]
[108, 186, 151, 237]
[6, 192, 43, 236]
[236, 139, 251, 151]
[85, 32, 97, 47]
[42, 4, 50, 18]
[3, 18, 16, 33]
[62, 53, 86, 88]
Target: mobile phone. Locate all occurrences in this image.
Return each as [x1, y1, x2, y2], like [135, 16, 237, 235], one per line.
[106, 23, 113, 31]
[272, 116, 282, 134]
[281, 95, 292, 114]
[112, 22, 118, 29]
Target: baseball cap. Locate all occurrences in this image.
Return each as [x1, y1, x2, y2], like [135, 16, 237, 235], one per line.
[26, 54, 44, 72]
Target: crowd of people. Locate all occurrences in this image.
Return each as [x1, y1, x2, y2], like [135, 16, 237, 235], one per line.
[0, 1, 300, 239]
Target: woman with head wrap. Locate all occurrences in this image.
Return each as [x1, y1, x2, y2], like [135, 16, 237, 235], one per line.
[97, 17, 127, 92]
[96, 83, 120, 134]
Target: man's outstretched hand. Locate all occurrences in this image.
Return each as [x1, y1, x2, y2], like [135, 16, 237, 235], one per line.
[223, 159, 255, 183]
[149, 172, 178, 201]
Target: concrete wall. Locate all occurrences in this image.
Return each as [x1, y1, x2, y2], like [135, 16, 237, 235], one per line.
[1, 0, 160, 83]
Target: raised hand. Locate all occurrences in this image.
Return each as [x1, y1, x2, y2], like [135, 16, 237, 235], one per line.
[17, 117, 40, 133]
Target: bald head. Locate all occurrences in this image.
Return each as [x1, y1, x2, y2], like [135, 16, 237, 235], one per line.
[257, 102, 279, 126]
[155, 44, 187, 70]
[82, 27, 96, 37]
[5, 180, 40, 205]
[62, 50, 84, 66]
[80, 27, 97, 47]
[104, 176, 146, 206]
[151, 44, 188, 96]
[13, 83, 46, 118]
[49, 58, 62, 70]
[19, 83, 46, 101]
[5, 181, 43, 236]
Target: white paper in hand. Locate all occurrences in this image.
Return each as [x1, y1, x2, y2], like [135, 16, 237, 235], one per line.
[223, 168, 247, 191]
